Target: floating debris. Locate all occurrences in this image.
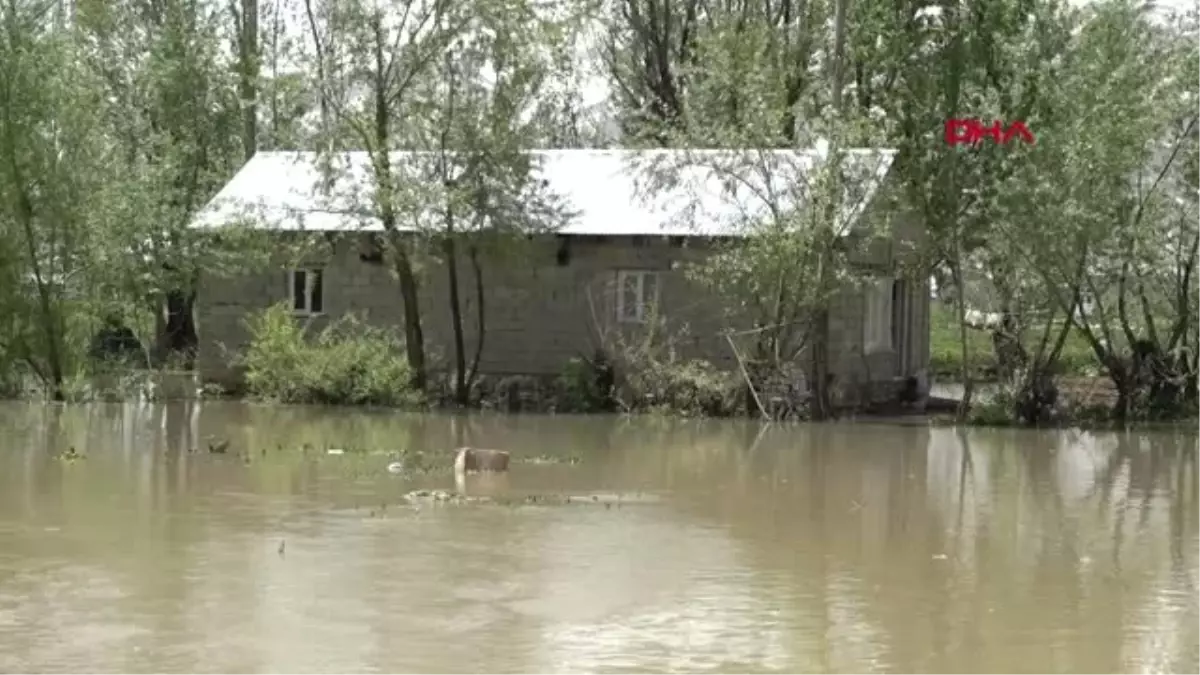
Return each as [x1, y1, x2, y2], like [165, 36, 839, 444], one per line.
[207, 437, 230, 454]
[403, 489, 486, 505]
[454, 447, 510, 474]
[387, 462, 405, 474]
[398, 489, 661, 508]
[517, 454, 582, 466]
[327, 448, 345, 456]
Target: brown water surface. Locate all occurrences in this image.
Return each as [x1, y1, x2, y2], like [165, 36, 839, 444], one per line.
[0, 401, 1195, 673]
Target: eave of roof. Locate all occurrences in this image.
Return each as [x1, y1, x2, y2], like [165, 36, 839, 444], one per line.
[190, 148, 897, 238]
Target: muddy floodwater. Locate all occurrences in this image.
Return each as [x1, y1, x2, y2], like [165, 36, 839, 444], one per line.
[0, 401, 1195, 673]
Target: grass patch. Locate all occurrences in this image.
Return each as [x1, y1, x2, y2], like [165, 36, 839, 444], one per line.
[930, 303, 1098, 380]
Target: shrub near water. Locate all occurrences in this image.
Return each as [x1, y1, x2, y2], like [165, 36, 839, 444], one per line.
[622, 358, 740, 416]
[242, 304, 419, 407]
[558, 346, 740, 416]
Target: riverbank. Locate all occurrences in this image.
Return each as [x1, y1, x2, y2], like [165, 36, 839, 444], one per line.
[2, 353, 1190, 429]
[4, 366, 1194, 433]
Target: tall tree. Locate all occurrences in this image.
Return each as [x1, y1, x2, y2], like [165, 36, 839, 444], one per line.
[999, 0, 1199, 420]
[412, 4, 576, 403]
[0, 0, 106, 397]
[878, 0, 1070, 420]
[608, 0, 883, 418]
[230, 0, 260, 162]
[75, 0, 246, 369]
[301, 0, 470, 392]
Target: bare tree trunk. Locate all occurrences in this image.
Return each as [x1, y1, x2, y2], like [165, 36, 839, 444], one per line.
[937, 4, 970, 421]
[830, 0, 849, 110]
[267, 0, 280, 147]
[369, 11, 426, 392]
[949, 257, 973, 421]
[444, 233, 467, 404]
[466, 243, 485, 390]
[301, 0, 330, 148]
[156, 287, 199, 369]
[237, 0, 258, 162]
[809, 299, 832, 418]
[388, 237, 427, 391]
[11, 155, 65, 399]
[810, 0, 850, 421]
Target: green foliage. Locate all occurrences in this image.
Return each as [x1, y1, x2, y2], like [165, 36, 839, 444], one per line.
[598, 315, 742, 416]
[555, 354, 615, 413]
[299, 0, 586, 395]
[0, 0, 274, 396]
[554, 339, 741, 416]
[241, 304, 421, 407]
[967, 395, 1019, 428]
[620, 357, 741, 417]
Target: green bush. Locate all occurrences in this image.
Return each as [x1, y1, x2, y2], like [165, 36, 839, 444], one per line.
[967, 394, 1017, 426]
[554, 342, 740, 417]
[241, 303, 420, 407]
[0, 368, 24, 399]
[619, 357, 741, 417]
[555, 350, 615, 412]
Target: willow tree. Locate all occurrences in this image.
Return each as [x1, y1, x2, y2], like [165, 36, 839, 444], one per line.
[229, 0, 259, 162]
[998, 0, 1199, 421]
[607, 0, 878, 418]
[875, 0, 1076, 420]
[300, 0, 472, 392]
[301, 0, 588, 395]
[74, 0, 247, 369]
[409, 4, 577, 403]
[0, 0, 114, 397]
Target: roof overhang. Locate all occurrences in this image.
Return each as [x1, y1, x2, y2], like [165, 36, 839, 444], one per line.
[189, 148, 898, 239]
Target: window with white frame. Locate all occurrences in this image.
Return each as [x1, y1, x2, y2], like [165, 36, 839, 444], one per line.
[862, 277, 894, 353]
[290, 268, 325, 315]
[616, 270, 659, 323]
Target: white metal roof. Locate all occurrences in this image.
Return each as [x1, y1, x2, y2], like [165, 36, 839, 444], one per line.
[189, 148, 896, 237]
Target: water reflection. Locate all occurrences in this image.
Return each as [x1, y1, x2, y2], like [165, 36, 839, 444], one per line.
[0, 402, 1194, 673]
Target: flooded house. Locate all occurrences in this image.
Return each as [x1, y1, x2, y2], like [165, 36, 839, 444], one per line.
[188, 149, 932, 405]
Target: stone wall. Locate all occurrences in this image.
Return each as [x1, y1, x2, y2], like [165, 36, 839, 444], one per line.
[195, 232, 930, 402]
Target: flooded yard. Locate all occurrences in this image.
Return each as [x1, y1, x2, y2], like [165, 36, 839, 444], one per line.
[0, 401, 1195, 673]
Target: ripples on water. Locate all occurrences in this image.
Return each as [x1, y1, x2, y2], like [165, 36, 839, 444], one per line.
[0, 402, 1195, 673]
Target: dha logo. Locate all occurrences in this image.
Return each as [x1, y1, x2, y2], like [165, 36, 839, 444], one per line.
[945, 119, 1035, 146]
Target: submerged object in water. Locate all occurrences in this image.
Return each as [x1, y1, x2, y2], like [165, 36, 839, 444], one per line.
[453, 447, 510, 474]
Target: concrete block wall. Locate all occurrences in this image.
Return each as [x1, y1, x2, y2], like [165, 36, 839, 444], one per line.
[195, 232, 926, 397]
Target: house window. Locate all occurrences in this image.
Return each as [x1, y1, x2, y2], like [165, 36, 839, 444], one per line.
[616, 270, 659, 323]
[290, 268, 324, 315]
[863, 277, 894, 353]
